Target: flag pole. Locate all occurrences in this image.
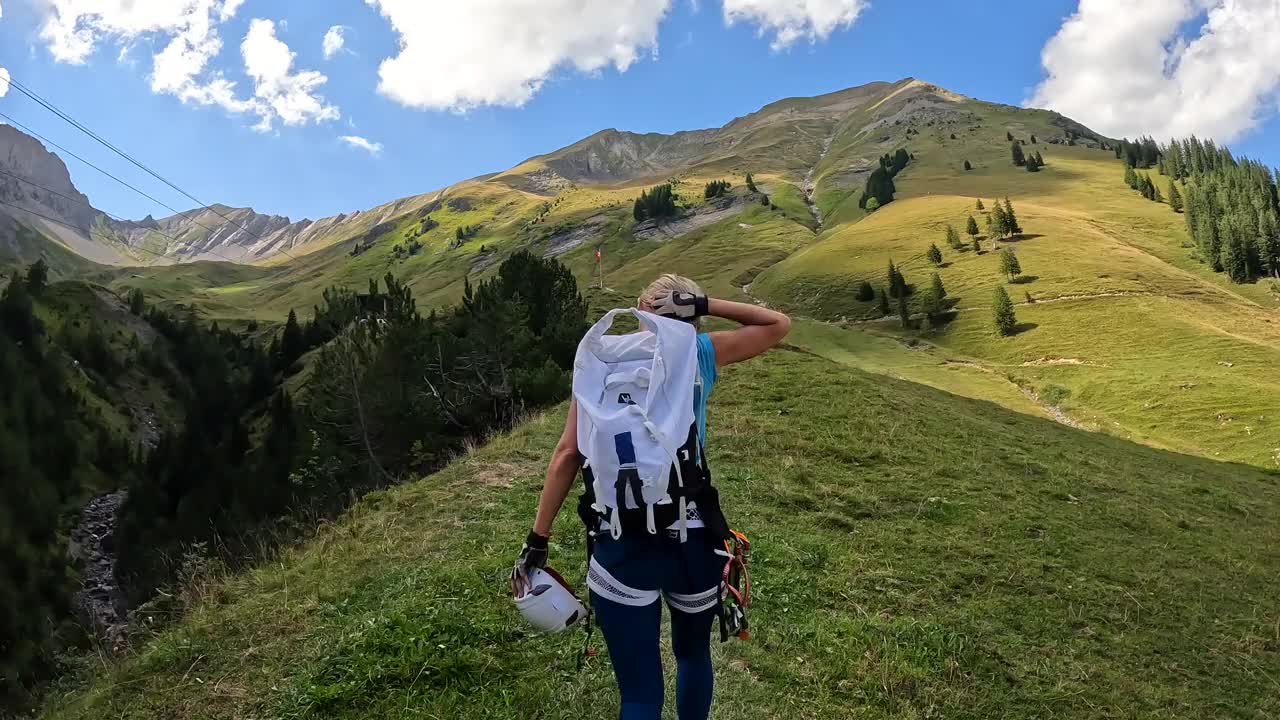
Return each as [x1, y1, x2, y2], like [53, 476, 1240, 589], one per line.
[596, 246, 604, 290]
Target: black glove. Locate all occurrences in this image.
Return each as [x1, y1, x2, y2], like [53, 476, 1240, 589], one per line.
[511, 531, 549, 595]
[650, 290, 708, 320]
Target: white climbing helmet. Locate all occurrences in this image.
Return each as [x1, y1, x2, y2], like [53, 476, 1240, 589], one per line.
[514, 567, 587, 634]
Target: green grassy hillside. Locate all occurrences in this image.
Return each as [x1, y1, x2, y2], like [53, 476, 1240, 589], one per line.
[754, 144, 1280, 467]
[41, 348, 1280, 719]
[32, 281, 184, 452]
[68, 81, 1279, 471]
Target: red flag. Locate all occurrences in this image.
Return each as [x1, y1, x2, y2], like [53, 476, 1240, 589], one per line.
[595, 248, 602, 260]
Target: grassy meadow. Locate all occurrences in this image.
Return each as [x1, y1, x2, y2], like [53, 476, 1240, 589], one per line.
[40, 349, 1280, 719]
[754, 142, 1280, 468]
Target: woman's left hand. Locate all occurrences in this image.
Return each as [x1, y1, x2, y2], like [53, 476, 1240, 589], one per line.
[511, 531, 549, 596]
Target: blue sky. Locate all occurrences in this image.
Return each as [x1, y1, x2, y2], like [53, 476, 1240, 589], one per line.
[1, 0, 1277, 221]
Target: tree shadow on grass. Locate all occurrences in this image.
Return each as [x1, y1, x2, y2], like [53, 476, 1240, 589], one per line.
[1011, 322, 1039, 336]
[1007, 234, 1046, 242]
[1011, 275, 1040, 284]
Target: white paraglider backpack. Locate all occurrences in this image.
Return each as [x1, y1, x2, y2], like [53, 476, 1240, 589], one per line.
[572, 309, 708, 542]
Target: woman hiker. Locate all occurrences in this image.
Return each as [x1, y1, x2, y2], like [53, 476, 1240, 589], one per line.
[513, 274, 790, 720]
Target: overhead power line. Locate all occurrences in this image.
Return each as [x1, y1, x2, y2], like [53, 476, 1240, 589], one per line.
[4, 75, 305, 264]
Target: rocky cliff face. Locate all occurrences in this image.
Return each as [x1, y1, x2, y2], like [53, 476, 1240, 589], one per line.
[0, 124, 131, 264]
[0, 123, 443, 266]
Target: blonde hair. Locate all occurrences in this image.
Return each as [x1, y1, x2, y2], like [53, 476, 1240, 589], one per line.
[638, 274, 704, 328]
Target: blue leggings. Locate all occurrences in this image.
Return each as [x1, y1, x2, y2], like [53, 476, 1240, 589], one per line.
[589, 529, 722, 720]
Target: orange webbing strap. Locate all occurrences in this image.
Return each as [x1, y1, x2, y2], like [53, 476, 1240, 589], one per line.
[720, 530, 752, 639]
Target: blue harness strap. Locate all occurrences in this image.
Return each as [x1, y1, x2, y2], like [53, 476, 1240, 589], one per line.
[613, 432, 644, 512]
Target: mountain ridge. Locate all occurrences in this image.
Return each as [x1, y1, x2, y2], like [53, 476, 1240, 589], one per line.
[2, 78, 1108, 268]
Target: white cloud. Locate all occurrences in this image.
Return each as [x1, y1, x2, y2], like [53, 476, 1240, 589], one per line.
[340, 135, 383, 155]
[39, 0, 236, 64]
[722, 0, 868, 50]
[242, 19, 340, 130]
[35, 2, 337, 132]
[219, 0, 245, 21]
[1030, 0, 1280, 143]
[0, 68, 9, 98]
[322, 25, 346, 60]
[364, 0, 672, 111]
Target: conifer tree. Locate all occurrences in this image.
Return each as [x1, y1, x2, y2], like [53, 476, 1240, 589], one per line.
[1034, 151, 1044, 166]
[1003, 197, 1022, 236]
[1030, 134, 1038, 144]
[927, 243, 944, 266]
[1153, 183, 1163, 204]
[993, 286, 1017, 336]
[988, 203, 1008, 240]
[1168, 181, 1184, 212]
[999, 247, 1023, 282]
[898, 293, 912, 329]
[877, 287, 891, 316]
[1007, 131, 1015, 142]
[1011, 142, 1026, 167]
[973, 237, 982, 253]
[930, 272, 947, 299]
[280, 309, 305, 371]
[1262, 226, 1280, 278]
[1025, 155, 1040, 172]
[25, 259, 48, 296]
[966, 215, 980, 237]
[976, 198, 985, 211]
[745, 172, 758, 193]
[963, 159, 972, 171]
[945, 224, 962, 249]
[886, 260, 900, 298]
[919, 287, 945, 326]
[856, 280, 875, 302]
[1124, 166, 1138, 188]
[1222, 235, 1249, 283]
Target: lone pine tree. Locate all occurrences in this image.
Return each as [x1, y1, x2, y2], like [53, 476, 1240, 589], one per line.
[927, 243, 944, 266]
[1011, 142, 1026, 167]
[945, 224, 962, 248]
[993, 286, 1017, 336]
[999, 247, 1023, 282]
[966, 215, 980, 236]
[856, 280, 875, 302]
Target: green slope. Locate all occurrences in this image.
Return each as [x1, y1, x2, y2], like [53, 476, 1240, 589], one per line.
[754, 144, 1280, 467]
[64, 81, 1279, 470]
[41, 349, 1280, 719]
[1, 223, 102, 281]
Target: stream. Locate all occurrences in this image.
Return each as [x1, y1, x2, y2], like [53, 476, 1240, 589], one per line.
[69, 490, 129, 651]
[801, 134, 835, 228]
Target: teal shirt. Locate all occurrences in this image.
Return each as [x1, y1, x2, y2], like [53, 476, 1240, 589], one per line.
[694, 333, 717, 446]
